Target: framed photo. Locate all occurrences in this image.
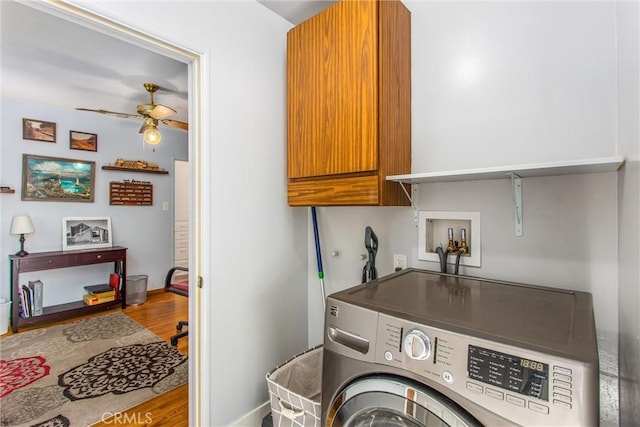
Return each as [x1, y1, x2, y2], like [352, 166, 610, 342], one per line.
[22, 154, 95, 202]
[62, 217, 112, 251]
[23, 118, 56, 143]
[70, 130, 98, 152]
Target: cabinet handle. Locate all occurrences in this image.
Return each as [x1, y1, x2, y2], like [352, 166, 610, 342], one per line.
[48, 260, 53, 264]
[96, 255, 102, 259]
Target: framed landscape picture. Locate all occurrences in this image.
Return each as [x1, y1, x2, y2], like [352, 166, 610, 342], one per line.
[23, 118, 56, 142]
[22, 154, 95, 202]
[70, 130, 98, 152]
[62, 217, 112, 251]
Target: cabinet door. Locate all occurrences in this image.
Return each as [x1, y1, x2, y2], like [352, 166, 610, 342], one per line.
[287, 0, 378, 179]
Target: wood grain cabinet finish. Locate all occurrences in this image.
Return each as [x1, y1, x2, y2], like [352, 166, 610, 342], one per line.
[287, 0, 411, 206]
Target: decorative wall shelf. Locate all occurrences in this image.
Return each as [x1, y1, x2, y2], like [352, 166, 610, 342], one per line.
[387, 156, 625, 233]
[1, 188, 16, 193]
[102, 166, 168, 175]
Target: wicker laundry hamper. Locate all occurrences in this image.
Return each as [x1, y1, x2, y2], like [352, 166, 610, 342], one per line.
[266, 345, 322, 427]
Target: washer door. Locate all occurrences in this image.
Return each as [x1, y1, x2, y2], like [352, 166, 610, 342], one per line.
[327, 376, 481, 427]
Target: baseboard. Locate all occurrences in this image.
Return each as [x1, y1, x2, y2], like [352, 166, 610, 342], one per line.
[229, 401, 270, 427]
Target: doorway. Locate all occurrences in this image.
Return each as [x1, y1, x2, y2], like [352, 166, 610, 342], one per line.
[11, 1, 203, 424]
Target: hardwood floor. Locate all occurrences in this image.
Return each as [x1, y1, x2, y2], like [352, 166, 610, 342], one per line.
[4, 290, 190, 426]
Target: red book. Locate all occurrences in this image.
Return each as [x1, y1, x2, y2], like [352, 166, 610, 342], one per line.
[109, 273, 121, 299]
[109, 273, 121, 290]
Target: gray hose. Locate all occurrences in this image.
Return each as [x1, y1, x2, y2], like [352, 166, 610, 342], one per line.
[454, 251, 463, 275]
[435, 246, 448, 273]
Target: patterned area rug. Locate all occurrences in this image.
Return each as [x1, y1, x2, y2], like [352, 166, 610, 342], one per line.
[0, 312, 188, 427]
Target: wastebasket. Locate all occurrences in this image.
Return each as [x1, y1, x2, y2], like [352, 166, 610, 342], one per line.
[0, 298, 11, 335]
[126, 275, 148, 306]
[266, 345, 322, 427]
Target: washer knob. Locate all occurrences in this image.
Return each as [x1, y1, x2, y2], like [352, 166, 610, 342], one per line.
[404, 329, 431, 360]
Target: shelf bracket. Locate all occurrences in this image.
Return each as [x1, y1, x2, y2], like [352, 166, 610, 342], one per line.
[396, 181, 419, 225]
[508, 173, 523, 236]
[412, 185, 419, 226]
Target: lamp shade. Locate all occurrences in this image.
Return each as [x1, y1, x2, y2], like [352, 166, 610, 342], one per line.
[10, 215, 34, 235]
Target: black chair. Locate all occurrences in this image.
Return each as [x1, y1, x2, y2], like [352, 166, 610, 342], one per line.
[164, 266, 188, 346]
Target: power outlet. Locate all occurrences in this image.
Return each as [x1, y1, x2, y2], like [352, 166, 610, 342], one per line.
[393, 254, 407, 271]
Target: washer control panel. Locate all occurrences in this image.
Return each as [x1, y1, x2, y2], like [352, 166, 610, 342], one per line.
[468, 344, 548, 401]
[373, 312, 597, 427]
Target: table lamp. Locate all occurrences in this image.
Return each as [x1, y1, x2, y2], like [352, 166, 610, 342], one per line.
[10, 215, 34, 257]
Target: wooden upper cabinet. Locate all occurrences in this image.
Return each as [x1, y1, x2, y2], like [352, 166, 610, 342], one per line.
[287, 0, 411, 206]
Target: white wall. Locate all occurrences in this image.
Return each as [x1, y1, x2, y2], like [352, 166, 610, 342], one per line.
[60, 1, 308, 425]
[616, 0, 640, 424]
[0, 98, 188, 305]
[409, 1, 618, 172]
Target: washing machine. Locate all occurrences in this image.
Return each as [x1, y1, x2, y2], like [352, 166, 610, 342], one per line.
[321, 268, 599, 426]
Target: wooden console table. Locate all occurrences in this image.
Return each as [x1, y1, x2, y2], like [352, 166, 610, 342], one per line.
[9, 246, 127, 333]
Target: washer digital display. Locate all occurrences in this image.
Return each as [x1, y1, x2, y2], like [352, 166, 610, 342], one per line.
[467, 345, 549, 401]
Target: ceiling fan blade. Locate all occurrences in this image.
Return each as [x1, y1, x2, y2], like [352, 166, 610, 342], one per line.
[161, 119, 189, 131]
[150, 104, 177, 120]
[76, 108, 141, 120]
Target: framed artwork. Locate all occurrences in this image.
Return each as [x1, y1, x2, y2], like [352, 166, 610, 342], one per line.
[62, 217, 112, 251]
[70, 130, 98, 152]
[22, 118, 56, 143]
[22, 154, 95, 202]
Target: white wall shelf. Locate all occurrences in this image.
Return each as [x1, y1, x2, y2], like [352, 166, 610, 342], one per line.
[386, 156, 625, 184]
[387, 156, 625, 232]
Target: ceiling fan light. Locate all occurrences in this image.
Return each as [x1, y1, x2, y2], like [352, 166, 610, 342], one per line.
[143, 124, 162, 145]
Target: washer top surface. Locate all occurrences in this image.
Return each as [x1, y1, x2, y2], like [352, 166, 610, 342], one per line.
[328, 268, 597, 361]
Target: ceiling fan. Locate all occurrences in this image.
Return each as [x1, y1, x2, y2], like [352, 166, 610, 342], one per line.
[77, 82, 188, 145]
